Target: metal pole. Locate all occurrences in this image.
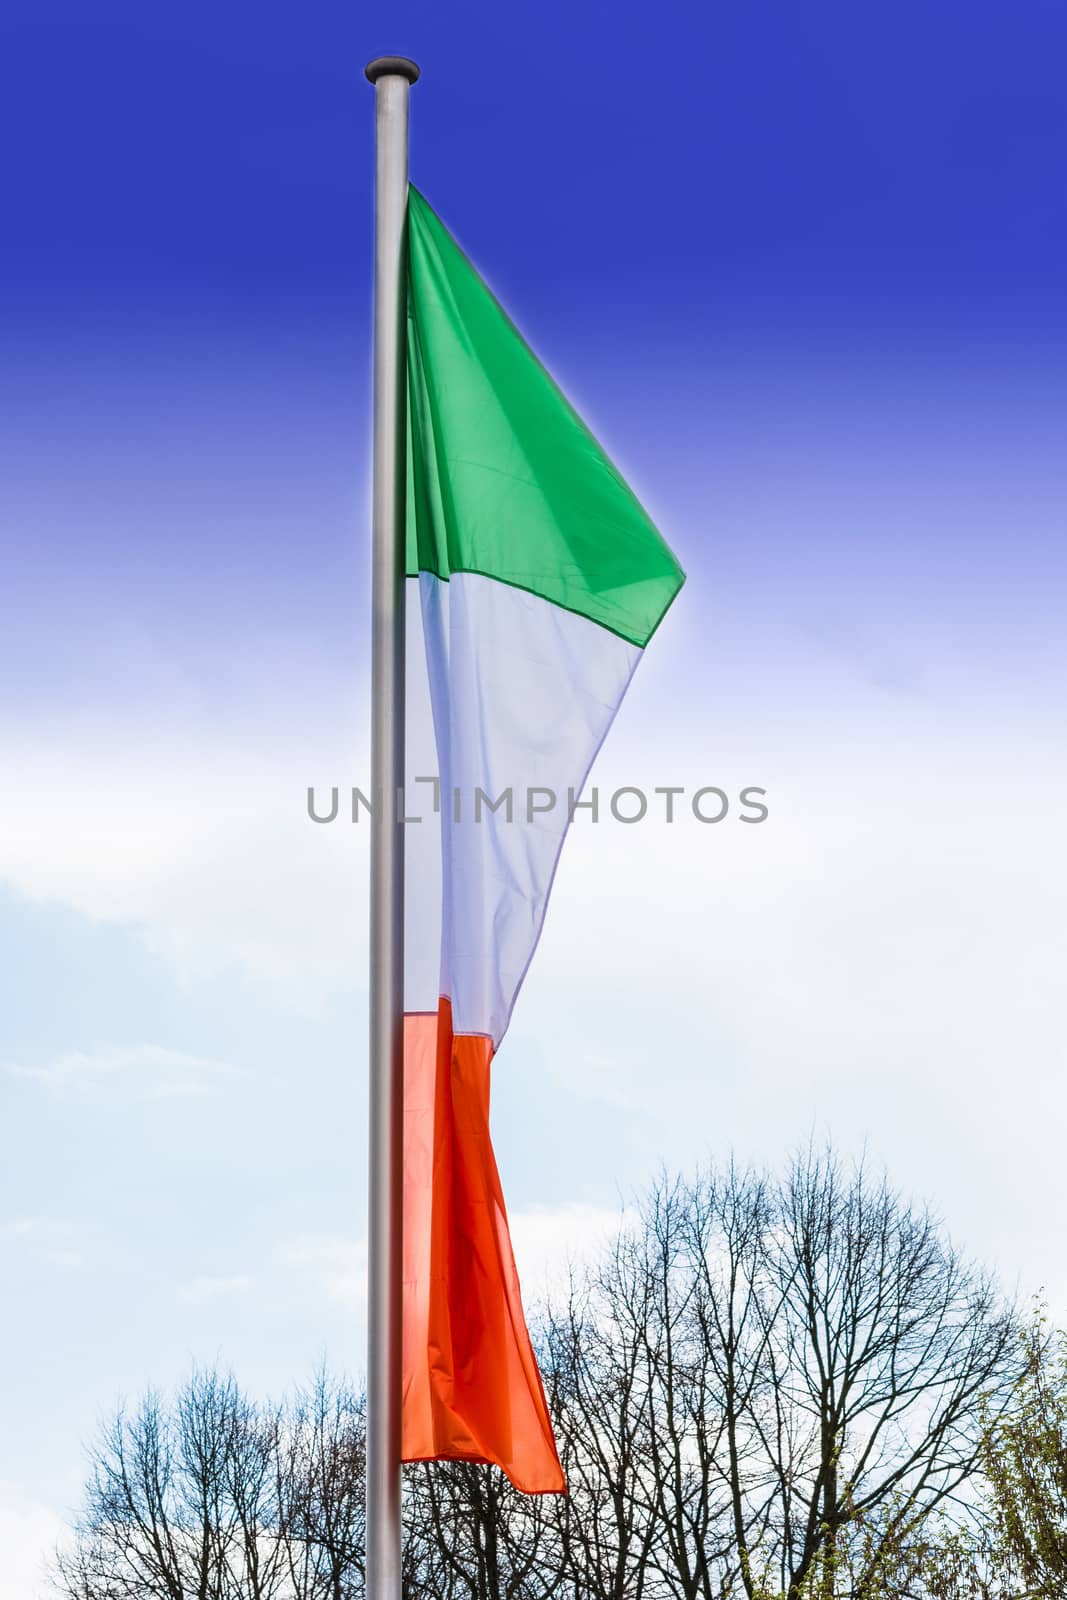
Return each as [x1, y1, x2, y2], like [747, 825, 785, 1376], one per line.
[364, 52, 418, 1600]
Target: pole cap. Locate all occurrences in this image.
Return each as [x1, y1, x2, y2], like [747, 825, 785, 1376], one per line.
[365, 56, 420, 85]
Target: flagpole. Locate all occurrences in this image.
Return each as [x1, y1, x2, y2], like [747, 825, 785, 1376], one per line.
[365, 52, 418, 1600]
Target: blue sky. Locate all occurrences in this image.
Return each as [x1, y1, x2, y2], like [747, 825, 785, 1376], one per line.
[3, 3, 1067, 1594]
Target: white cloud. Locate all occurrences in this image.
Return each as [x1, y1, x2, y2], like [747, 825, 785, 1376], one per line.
[176, 1274, 252, 1303]
[274, 1233, 367, 1313]
[5, 1043, 238, 1101]
[509, 1202, 627, 1302]
[0, 746, 368, 1014]
[510, 729, 1067, 1310]
[5, 1217, 75, 1239]
[0, 1485, 67, 1600]
[2, 1217, 87, 1270]
[4, 640, 1067, 1317]
[270, 1208, 624, 1335]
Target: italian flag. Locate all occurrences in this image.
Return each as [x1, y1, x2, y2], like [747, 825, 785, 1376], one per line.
[400, 188, 684, 1494]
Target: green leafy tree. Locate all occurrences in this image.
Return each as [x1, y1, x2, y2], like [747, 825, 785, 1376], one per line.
[983, 1309, 1067, 1598]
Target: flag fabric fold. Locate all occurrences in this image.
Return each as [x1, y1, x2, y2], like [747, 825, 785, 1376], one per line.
[400, 185, 684, 1494]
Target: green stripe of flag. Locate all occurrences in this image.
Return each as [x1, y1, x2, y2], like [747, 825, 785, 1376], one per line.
[405, 186, 684, 648]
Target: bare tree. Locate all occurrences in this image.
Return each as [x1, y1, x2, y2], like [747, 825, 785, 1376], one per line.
[544, 1233, 661, 1600]
[54, 1369, 289, 1600]
[51, 1148, 1023, 1600]
[225, 1380, 288, 1600]
[544, 1151, 1019, 1600]
[765, 1148, 1017, 1598]
[275, 1369, 366, 1600]
[403, 1460, 554, 1600]
[53, 1368, 376, 1600]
